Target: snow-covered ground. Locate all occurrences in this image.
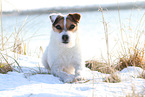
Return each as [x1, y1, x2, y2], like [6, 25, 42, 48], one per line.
[0, 54, 144, 97]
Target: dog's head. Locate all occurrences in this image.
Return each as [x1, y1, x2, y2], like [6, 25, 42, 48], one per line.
[49, 13, 81, 48]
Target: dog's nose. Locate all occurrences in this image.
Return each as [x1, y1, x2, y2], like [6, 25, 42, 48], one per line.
[62, 35, 69, 42]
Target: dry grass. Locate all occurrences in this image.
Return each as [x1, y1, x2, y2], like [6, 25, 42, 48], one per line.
[86, 8, 145, 83]
[126, 85, 145, 97]
[0, 1, 37, 74]
[85, 60, 117, 74]
[114, 11, 145, 71]
[0, 63, 13, 74]
[13, 38, 23, 54]
[0, 0, 44, 75]
[0, 0, 25, 55]
[104, 73, 121, 83]
[138, 71, 145, 79]
[126, 94, 144, 97]
[126, 92, 145, 97]
[85, 60, 121, 83]
[115, 47, 145, 71]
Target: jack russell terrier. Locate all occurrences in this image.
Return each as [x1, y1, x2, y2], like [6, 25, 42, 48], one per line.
[42, 13, 87, 83]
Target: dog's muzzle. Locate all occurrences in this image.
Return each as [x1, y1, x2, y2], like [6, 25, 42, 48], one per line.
[62, 35, 69, 44]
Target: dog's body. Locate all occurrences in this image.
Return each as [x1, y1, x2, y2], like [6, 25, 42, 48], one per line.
[42, 13, 85, 83]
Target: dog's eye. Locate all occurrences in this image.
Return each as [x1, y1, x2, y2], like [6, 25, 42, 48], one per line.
[55, 25, 62, 30]
[69, 24, 75, 30]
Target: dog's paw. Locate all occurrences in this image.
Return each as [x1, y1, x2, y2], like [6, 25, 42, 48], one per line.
[74, 68, 92, 82]
[62, 75, 75, 83]
[75, 75, 85, 81]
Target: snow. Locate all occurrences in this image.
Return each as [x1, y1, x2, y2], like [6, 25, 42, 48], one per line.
[0, 54, 145, 97]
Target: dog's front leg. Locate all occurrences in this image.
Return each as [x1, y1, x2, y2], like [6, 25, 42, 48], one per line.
[74, 62, 85, 81]
[51, 65, 75, 83]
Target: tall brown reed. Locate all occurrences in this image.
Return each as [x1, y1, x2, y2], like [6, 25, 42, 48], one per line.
[100, 8, 111, 66]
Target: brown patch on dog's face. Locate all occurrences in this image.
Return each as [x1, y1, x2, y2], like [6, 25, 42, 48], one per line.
[66, 19, 78, 32]
[66, 13, 81, 32]
[52, 16, 64, 33]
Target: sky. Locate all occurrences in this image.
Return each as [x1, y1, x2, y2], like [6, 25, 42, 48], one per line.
[2, 0, 145, 12]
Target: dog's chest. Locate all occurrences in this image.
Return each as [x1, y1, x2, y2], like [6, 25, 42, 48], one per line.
[57, 48, 76, 65]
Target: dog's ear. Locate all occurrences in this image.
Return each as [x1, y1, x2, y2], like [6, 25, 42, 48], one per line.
[68, 13, 81, 23]
[49, 13, 63, 24]
[49, 13, 59, 23]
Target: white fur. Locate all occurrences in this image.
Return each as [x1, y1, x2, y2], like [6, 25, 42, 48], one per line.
[42, 13, 85, 83]
[49, 13, 63, 23]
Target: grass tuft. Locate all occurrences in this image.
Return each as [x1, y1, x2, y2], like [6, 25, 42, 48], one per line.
[138, 71, 145, 79]
[85, 60, 117, 74]
[104, 73, 121, 83]
[13, 38, 23, 54]
[115, 47, 145, 71]
[0, 63, 13, 74]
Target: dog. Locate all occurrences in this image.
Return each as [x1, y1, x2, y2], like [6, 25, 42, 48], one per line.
[42, 13, 86, 83]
